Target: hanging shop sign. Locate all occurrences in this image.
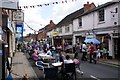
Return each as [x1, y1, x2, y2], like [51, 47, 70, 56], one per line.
[12, 11, 24, 21]
[16, 23, 24, 34]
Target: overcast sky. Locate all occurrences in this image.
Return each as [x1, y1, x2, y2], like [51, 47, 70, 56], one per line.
[19, 0, 112, 36]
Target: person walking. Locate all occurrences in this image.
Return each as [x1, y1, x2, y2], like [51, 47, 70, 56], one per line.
[89, 42, 96, 64]
[81, 42, 87, 61]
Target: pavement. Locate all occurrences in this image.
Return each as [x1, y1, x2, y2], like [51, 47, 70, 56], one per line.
[66, 53, 120, 66]
[11, 52, 38, 79]
[11, 51, 119, 79]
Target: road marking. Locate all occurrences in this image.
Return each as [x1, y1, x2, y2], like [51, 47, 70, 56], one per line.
[90, 75, 100, 80]
[76, 69, 83, 75]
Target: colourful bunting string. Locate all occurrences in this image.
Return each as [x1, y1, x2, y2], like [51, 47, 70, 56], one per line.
[24, 22, 46, 32]
[24, 22, 38, 32]
[18, 0, 77, 9]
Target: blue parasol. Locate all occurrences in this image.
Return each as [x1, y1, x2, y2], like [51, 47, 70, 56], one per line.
[84, 38, 100, 44]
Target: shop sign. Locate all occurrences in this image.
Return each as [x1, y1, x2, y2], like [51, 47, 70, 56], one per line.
[13, 11, 24, 21]
[53, 36, 62, 39]
[52, 31, 59, 36]
[16, 23, 24, 34]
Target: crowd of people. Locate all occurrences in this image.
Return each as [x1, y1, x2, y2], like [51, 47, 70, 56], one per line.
[17, 41, 79, 64]
[17, 40, 108, 65]
[74, 41, 108, 64]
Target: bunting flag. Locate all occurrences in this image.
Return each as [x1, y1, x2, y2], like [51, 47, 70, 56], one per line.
[24, 22, 46, 32]
[18, 0, 77, 9]
[24, 22, 38, 32]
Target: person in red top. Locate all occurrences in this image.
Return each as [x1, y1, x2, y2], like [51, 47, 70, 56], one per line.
[89, 42, 96, 64]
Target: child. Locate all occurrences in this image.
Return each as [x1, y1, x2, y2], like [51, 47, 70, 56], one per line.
[96, 46, 101, 61]
[103, 47, 108, 60]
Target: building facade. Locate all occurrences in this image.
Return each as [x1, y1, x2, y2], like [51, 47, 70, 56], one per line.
[0, 0, 19, 79]
[73, 2, 119, 59]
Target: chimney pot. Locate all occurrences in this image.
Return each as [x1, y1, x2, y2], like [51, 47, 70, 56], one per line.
[87, 2, 89, 4]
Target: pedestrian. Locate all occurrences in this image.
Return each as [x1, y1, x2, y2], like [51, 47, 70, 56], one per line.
[89, 42, 96, 64]
[102, 47, 108, 60]
[17, 43, 21, 51]
[64, 55, 73, 63]
[96, 45, 101, 61]
[75, 42, 80, 54]
[81, 42, 88, 61]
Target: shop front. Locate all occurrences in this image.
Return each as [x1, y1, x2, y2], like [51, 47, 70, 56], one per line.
[96, 34, 110, 57]
[53, 36, 63, 47]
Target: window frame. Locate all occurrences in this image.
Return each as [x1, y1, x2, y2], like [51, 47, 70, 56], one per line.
[59, 27, 62, 33]
[78, 17, 82, 28]
[98, 9, 105, 22]
[65, 26, 70, 33]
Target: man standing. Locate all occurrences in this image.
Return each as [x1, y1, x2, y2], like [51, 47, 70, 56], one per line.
[89, 42, 96, 64]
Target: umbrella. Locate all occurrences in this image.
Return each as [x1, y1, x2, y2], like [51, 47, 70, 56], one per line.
[84, 38, 100, 44]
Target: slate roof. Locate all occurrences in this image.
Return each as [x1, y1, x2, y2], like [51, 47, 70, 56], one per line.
[56, 1, 117, 27]
[56, 8, 84, 28]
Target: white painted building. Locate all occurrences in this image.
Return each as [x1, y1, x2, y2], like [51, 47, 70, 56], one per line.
[73, 2, 119, 59]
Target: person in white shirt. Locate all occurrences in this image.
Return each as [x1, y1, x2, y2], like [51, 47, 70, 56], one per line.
[64, 55, 73, 64]
[81, 42, 88, 61]
[46, 49, 52, 56]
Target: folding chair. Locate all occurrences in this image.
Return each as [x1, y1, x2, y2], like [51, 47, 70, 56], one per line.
[43, 67, 58, 80]
[35, 61, 50, 70]
[64, 63, 76, 80]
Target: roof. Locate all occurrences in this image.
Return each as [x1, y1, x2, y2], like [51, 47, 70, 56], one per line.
[75, 2, 118, 18]
[56, 8, 84, 28]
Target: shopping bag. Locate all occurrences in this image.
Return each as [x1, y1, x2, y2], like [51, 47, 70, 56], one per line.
[7, 73, 13, 80]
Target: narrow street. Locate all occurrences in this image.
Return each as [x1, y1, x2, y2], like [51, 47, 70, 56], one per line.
[78, 62, 119, 79]
[0, 0, 119, 80]
[25, 52, 120, 80]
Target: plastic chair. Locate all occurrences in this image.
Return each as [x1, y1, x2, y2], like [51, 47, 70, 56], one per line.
[43, 67, 58, 80]
[64, 63, 76, 80]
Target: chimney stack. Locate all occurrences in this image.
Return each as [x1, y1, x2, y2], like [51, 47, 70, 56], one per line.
[83, 2, 96, 12]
